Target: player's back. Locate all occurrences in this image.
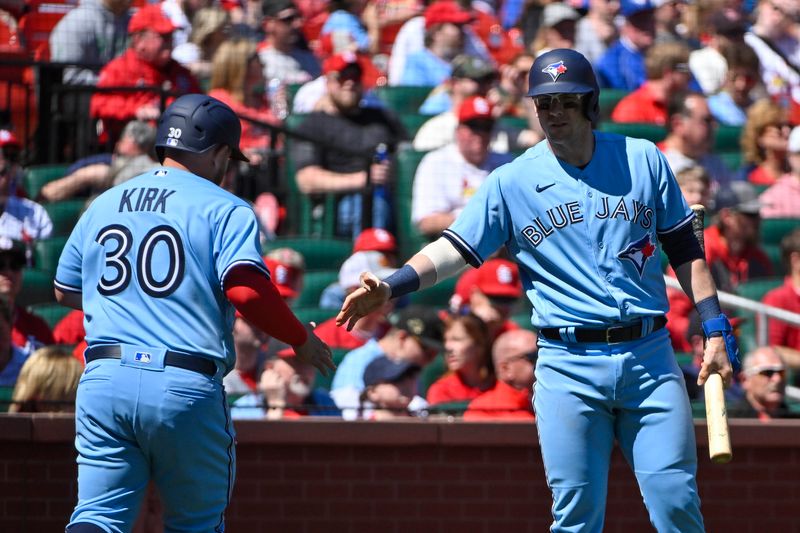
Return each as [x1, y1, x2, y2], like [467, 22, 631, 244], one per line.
[55, 167, 266, 369]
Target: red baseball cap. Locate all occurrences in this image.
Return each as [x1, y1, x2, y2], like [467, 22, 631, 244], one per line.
[353, 228, 397, 253]
[424, 1, 473, 29]
[322, 51, 383, 88]
[457, 96, 495, 124]
[0, 129, 20, 148]
[264, 257, 302, 299]
[129, 4, 176, 35]
[475, 259, 521, 299]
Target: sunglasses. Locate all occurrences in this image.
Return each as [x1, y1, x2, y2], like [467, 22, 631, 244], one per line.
[533, 93, 583, 111]
[756, 368, 785, 379]
[277, 12, 299, 23]
[507, 351, 538, 364]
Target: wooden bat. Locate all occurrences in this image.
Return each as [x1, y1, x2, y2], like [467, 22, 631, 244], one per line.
[690, 204, 733, 464]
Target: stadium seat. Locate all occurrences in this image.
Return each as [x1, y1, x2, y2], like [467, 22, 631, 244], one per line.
[718, 151, 742, 172]
[760, 218, 800, 246]
[498, 116, 529, 131]
[293, 270, 339, 307]
[398, 113, 430, 138]
[292, 306, 336, 326]
[599, 122, 667, 143]
[44, 199, 84, 236]
[418, 353, 446, 399]
[736, 277, 783, 303]
[373, 85, 434, 115]
[264, 237, 352, 272]
[394, 147, 431, 261]
[714, 125, 742, 152]
[409, 276, 457, 307]
[18, 268, 55, 307]
[313, 348, 349, 391]
[763, 244, 784, 276]
[27, 301, 72, 329]
[23, 163, 69, 200]
[597, 89, 629, 121]
[0, 386, 13, 412]
[429, 399, 470, 417]
[34, 236, 68, 274]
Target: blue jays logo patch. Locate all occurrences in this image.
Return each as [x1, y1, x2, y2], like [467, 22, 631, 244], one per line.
[542, 60, 568, 82]
[618, 234, 657, 277]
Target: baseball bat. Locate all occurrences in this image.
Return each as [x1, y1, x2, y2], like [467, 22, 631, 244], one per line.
[690, 204, 733, 464]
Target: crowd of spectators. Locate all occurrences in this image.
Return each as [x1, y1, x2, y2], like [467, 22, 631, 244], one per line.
[0, 0, 799, 419]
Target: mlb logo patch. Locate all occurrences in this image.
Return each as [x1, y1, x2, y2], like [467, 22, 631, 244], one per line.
[134, 351, 152, 364]
[155, 170, 168, 177]
[166, 138, 179, 147]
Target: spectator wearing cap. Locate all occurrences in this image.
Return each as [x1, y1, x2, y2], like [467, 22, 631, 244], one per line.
[0, 294, 32, 387]
[90, 4, 202, 145]
[399, 1, 474, 87]
[292, 52, 407, 238]
[762, 230, 800, 377]
[449, 258, 523, 340]
[321, 0, 372, 54]
[331, 305, 443, 419]
[0, 129, 24, 198]
[39, 120, 158, 202]
[596, 0, 656, 90]
[739, 98, 791, 187]
[259, 0, 321, 86]
[611, 41, 692, 126]
[688, 11, 748, 96]
[707, 43, 762, 127]
[574, 0, 620, 65]
[353, 227, 398, 259]
[418, 54, 497, 117]
[49, 0, 131, 85]
[264, 247, 306, 304]
[316, 250, 397, 345]
[426, 312, 494, 406]
[530, 2, 579, 56]
[729, 347, 799, 419]
[412, 96, 514, 237]
[171, 7, 230, 82]
[463, 329, 537, 420]
[359, 356, 423, 420]
[760, 127, 800, 218]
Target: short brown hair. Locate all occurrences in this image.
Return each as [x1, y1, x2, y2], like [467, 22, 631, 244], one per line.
[645, 42, 690, 79]
[675, 165, 710, 188]
[780, 227, 800, 272]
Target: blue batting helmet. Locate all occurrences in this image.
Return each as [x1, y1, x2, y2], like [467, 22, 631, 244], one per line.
[527, 48, 600, 123]
[155, 93, 249, 163]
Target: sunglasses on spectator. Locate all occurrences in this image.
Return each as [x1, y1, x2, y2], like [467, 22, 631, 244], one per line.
[533, 94, 583, 111]
[332, 67, 363, 84]
[277, 11, 299, 23]
[747, 365, 785, 378]
[507, 351, 538, 364]
[0, 256, 24, 271]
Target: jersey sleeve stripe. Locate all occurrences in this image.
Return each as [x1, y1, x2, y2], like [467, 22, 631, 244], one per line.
[219, 260, 270, 290]
[442, 229, 483, 268]
[657, 212, 694, 235]
[54, 279, 82, 293]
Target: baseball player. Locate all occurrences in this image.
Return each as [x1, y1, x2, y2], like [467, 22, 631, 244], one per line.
[338, 49, 740, 532]
[56, 94, 334, 533]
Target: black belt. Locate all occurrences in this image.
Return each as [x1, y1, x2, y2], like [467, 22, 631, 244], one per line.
[539, 316, 667, 344]
[84, 345, 217, 377]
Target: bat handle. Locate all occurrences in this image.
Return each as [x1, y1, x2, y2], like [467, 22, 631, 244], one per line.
[704, 373, 732, 464]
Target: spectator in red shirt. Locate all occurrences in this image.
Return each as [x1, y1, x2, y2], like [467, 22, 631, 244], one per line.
[426, 313, 495, 406]
[90, 4, 201, 144]
[740, 98, 791, 187]
[463, 329, 537, 420]
[762, 229, 800, 375]
[611, 41, 691, 126]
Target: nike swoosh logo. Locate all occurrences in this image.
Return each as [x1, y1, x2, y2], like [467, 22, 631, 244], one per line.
[536, 183, 555, 193]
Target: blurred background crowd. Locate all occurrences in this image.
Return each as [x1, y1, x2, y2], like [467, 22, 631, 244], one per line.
[0, 0, 798, 420]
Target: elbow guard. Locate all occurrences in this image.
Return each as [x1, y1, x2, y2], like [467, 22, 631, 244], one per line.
[659, 222, 704, 270]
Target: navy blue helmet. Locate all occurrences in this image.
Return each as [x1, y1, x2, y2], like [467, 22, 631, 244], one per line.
[155, 94, 249, 163]
[527, 48, 600, 123]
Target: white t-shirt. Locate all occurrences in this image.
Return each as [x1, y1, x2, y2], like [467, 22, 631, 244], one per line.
[689, 46, 727, 96]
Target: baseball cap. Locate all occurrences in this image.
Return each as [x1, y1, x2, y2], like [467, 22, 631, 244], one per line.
[338, 250, 396, 290]
[0, 129, 20, 149]
[451, 55, 496, 81]
[458, 96, 495, 124]
[129, 4, 176, 35]
[264, 257, 303, 299]
[475, 259, 522, 299]
[322, 51, 384, 88]
[708, 12, 747, 37]
[788, 126, 800, 153]
[0, 237, 27, 268]
[389, 305, 445, 352]
[265, 247, 306, 270]
[620, 0, 654, 17]
[262, 0, 296, 17]
[353, 228, 397, 254]
[363, 356, 421, 387]
[713, 181, 761, 215]
[541, 3, 580, 27]
[424, 1, 473, 29]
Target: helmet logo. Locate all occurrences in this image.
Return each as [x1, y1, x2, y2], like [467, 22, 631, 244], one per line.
[542, 60, 568, 82]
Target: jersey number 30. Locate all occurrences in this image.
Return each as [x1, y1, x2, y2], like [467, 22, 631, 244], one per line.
[96, 224, 185, 298]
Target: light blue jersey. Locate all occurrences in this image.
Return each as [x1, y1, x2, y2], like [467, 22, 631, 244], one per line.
[447, 131, 693, 329]
[55, 167, 268, 372]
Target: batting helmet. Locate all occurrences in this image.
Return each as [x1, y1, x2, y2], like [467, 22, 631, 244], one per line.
[155, 94, 249, 163]
[527, 48, 600, 123]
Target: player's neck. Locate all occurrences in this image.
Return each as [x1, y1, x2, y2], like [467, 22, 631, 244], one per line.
[548, 131, 594, 168]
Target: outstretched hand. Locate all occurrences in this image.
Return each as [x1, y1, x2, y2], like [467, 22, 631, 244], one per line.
[293, 324, 336, 376]
[336, 271, 391, 331]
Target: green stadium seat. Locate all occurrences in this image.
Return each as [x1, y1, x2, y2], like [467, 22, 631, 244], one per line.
[599, 122, 667, 143]
[293, 306, 336, 326]
[429, 399, 470, 416]
[752, 184, 770, 196]
[373, 85, 434, 115]
[736, 277, 783, 302]
[294, 270, 339, 307]
[23, 164, 69, 200]
[0, 386, 13, 412]
[498, 116, 529, 131]
[718, 151, 742, 172]
[34, 236, 68, 274]
[409, 276, 457, 307]
[760, 218, 800, 246]
[394, 148, 431, 261]
[265, 237, 352, 272]
[713, 125, 742, 152]
[597, 89, 629, 120]
[511, 310, 534, 329]
[418, 353, 447, 399]
[674, 351, 693, 367]
[18, 268, 55, 307]
[27, 301, 72, 329]
[313, 348, 350, 391]
[763, 244, 784, 276]
[44, 199, 85, 236]
[398, 113, 430, 138]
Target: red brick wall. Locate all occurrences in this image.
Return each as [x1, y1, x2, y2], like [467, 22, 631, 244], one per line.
[2, 415, 799, 532]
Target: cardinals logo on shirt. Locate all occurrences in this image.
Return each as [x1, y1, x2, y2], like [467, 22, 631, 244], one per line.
[618, 234, 656, 277]
[542, 60, 567, 82]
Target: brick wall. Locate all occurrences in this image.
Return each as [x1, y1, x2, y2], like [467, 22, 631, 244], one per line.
[1, 415, 799, 532]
